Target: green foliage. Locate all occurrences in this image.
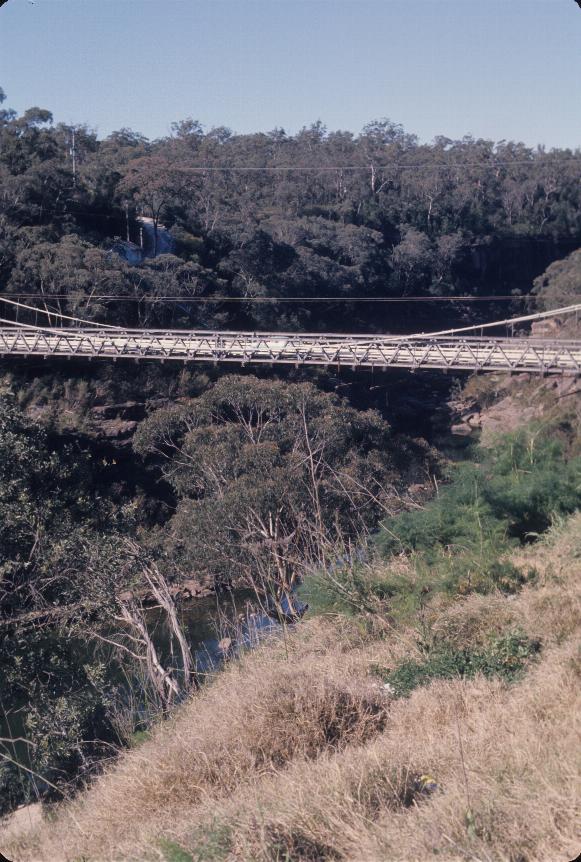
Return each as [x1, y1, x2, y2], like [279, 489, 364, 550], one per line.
[533, 247, 581, 313]
[0, 397, 143, 810]
[375, 426, 581, 599]
[0, 631, 119, 812]
[0, 396, 97, 605]
[300, 561, 423, 620]
[373, 631, 541, 698]
[159, 824, 231, 862]
[1, 92, 581, 333]
[0, 394, 140, 616]
[192, 824, 232, 862]
[300, 563, 375, 617]
[129, 729, 151, 748]
[159, 839, 195, 862]
[299, 569, 359, 617]
[135, 375, 419, 589]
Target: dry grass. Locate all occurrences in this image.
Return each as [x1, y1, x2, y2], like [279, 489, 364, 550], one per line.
[218, 640, 580, 862]
[6, 516, 581, 862]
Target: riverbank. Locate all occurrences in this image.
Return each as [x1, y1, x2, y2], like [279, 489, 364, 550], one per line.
[5, 502, 580, 862]
[4, 371, 581, 861]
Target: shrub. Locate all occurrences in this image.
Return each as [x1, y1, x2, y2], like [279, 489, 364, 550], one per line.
[372, 631, 541, 698]
[374, 426, 581, 602]
[161, 824, 232, 861]
[437, 554, 538, 597]
[298, 568, 360, 617]
[481, 560, 538, 594]
[159, 839, 195, 862]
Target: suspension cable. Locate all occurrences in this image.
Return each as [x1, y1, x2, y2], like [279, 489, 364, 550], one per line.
[0, 296, 123, 330]
[0, 298, 578, 341]
[403, 303, 581, 340]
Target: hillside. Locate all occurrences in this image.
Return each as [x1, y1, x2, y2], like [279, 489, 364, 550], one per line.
[7, 501, 581, 862]
[1, 87, 581, 861]
[4, 375, 581, 862]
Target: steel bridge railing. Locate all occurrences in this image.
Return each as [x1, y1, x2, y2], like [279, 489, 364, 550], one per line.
[1, 327, 581, 374]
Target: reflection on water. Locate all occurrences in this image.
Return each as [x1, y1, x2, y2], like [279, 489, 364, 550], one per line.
[148, 590, 281, 677]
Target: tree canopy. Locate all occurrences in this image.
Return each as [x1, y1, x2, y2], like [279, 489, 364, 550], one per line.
[134, 375, 432, 591]
[0, 87, 580, 334]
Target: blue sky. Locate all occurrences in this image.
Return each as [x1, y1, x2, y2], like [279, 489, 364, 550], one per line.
[1, 0, 580, 147]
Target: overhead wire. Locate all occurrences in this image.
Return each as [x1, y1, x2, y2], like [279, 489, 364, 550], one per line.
[120, 158, 581, 173]
[8, 150, 579, 236]
[2, 145, 578, 328]
[0, 294, 533, 303]
[0, 315, 82, 333]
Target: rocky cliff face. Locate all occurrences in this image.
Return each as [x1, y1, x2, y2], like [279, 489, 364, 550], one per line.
[87, 400, 147, 442]
[446, 373, 581, 447]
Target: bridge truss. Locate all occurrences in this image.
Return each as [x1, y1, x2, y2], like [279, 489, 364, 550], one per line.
[1, 326, 581, 374]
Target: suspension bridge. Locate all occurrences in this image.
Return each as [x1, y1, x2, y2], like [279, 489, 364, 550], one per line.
[0, 301, 580, 375]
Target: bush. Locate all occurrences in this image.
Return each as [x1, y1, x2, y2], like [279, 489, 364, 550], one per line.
[480, 560, 538, 594]
[159, 839, 194, 862]
[427, 553, 538, 598]
[374, 426, 581, 601]
[372, 631, 541, 698]
[298, 568, 360, 617]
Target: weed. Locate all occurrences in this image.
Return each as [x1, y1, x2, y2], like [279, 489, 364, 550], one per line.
[177, 823, 232, 862]
[370, 426, 581, 612]
[372, 631, 541, 698]
[129, 729, 151, 748]
[298, 569, 359, 617]
[159, 838, 194, 862]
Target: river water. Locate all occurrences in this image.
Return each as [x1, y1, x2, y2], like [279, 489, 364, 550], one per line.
[0, 591, 280, 808]
[152, 589, 280, 676]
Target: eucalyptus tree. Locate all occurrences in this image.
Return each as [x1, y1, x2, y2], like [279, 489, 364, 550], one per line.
[134, 375, 431, 610]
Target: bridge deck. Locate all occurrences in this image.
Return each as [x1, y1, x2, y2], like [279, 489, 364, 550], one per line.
[1, 327, 580, 374]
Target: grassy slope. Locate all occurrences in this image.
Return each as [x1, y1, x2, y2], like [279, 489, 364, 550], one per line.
[5, 375, 581, 862]
[6, 510, 581, 862]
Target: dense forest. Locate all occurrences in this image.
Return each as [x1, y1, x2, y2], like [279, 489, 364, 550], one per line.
[1, 86, 580, 819]
[1, 85, 581, 336]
